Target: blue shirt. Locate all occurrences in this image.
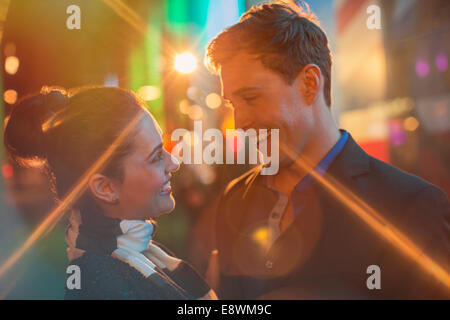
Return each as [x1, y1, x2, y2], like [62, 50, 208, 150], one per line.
[291, 130, 349, 218]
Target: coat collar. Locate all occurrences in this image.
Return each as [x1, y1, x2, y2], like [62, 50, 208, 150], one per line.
[326, 133, 370, 180]
[246, 132, 371, 193]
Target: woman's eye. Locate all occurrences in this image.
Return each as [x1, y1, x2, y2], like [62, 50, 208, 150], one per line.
[151, 150, 164, 163]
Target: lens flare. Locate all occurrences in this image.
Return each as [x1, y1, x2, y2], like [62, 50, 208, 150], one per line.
[174, 52, 197, 74]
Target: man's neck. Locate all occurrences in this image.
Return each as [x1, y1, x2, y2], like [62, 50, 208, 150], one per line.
[273, 124, 341, 195]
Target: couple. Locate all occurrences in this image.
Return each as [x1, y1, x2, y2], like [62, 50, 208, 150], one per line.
[4, 2, 449, 299]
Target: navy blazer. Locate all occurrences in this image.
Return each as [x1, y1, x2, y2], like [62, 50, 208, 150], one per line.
[213, 134, 449, 299]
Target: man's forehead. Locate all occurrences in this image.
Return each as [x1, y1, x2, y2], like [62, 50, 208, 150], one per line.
[220, 53, 270, 97]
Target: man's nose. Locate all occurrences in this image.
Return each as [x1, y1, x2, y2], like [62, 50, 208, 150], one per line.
[234, 108, 252, 130]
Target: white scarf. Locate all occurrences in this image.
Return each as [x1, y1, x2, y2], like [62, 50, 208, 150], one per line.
[66, 209, 218, 300]
[112, 219, 183, 277]
[66, 210, 182, 277]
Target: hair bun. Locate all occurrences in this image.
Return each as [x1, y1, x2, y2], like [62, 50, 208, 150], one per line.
[4, 86, 69, 163]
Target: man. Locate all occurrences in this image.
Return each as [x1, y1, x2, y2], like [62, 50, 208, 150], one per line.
[205, 1, 449, 299]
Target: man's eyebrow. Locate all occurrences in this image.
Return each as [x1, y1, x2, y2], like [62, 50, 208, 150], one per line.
[232, 86, 262, 97]
[146, 143, 163, 160]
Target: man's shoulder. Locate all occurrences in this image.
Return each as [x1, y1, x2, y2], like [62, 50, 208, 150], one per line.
[363, 156, 448, 247]
[366, 155, 447, 200]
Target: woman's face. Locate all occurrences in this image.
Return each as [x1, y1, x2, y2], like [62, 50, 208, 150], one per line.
[114, 114, 179, 220]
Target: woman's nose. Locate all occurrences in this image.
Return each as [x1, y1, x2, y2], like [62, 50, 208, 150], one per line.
[166, 152, 180, 173]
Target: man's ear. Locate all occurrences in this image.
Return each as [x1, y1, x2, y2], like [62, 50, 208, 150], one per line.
[88, 173, 119, 204]
[298, 64, 322, 106]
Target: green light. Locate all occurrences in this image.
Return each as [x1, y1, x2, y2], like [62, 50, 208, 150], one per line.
[129, 3, 165, 130]
[166, 0, 189, 36]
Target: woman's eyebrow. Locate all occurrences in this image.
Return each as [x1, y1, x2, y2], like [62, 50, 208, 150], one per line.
[146, 143, 163, 160]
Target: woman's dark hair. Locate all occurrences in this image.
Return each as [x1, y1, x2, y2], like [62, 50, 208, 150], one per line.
[4, 86, 147, 211]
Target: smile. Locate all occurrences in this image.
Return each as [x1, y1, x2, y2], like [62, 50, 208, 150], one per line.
[160, 180, 172, 196]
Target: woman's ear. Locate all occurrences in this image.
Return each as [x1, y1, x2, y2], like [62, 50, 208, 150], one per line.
[88, 173, 119, 204]
[298, 64, 322, 106]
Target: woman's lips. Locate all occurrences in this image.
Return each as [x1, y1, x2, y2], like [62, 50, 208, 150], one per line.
[159, 180, 172, 196]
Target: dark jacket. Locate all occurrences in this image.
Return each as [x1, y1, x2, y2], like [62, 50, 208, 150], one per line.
[64, 208, 213, 300]
[65, 246, 211, 300]
[213, 134, 450, 299]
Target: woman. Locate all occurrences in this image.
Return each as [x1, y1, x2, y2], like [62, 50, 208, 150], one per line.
[4, 85, 217, 300]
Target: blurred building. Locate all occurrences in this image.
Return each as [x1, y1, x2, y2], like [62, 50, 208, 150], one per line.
[335, 0, 450, 195]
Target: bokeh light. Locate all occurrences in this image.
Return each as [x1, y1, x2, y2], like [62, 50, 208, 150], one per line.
[403, 116, 420, 131]
[2, 164, 14, 179]
[174, 52, 197, 74]
[435, 53, 448, 72]
[179, 99, 190, 114]
[252, 226, 270, 248]
[205, 93, 222, 109]
[415, 59, 430, 78]
[187, 104, 203, 120]
[5, 56, 19, 75]
[186, 86, 201, 100]
[4, 89, 18, 104]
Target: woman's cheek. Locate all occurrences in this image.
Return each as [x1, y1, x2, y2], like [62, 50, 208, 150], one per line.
[142, 167, 165, 196]
[124, 167, 156, 201]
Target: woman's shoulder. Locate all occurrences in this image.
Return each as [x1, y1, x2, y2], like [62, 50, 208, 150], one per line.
[64, 252, 156, 300]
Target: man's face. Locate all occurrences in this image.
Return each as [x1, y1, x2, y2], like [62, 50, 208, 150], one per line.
[220, 51, 314, 168]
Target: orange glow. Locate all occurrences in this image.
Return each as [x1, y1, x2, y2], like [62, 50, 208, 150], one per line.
[2, 164, 13, 179]
[252, 226, 270, 248]
[221, 112, 235, 133]
[404, 116, 420, 131]
[163, 134, 178, 154]
[5, 56, 19, 75]
[4, 89, 17, 104]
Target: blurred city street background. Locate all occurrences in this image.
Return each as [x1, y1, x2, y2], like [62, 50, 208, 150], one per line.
[0, 0, 448, 299]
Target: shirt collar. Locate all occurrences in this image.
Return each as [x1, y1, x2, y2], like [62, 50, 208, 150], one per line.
[294, 129, 348, 192]
[307, 130, 348, 176]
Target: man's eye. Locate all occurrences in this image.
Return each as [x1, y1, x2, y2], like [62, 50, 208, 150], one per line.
[243, 96, 258, 104]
